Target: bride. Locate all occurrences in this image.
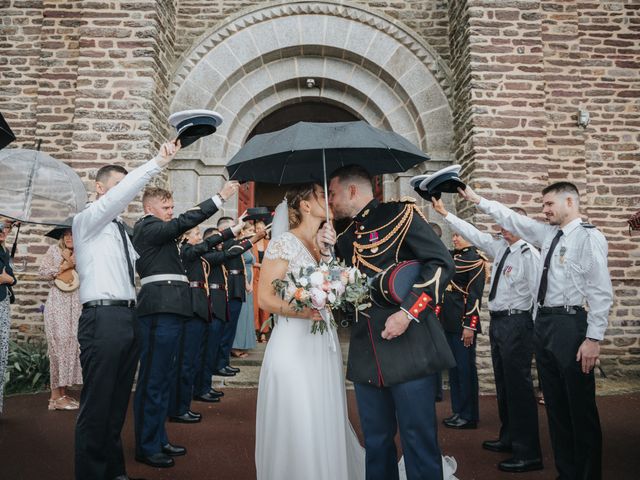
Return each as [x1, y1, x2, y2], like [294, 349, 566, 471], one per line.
[255, 183, 457, 480]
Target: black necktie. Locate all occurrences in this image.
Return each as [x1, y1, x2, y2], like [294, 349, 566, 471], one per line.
[537, 229, 563, 306]
[488, 247, 510, 302]
[113, 219, 135, 287]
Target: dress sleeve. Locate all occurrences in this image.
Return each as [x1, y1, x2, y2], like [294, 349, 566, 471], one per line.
[38, 245, 61, 281]
[264, 233, 297, 262]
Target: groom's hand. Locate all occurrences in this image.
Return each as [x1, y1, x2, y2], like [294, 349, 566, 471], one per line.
[381, 310, 411, 340]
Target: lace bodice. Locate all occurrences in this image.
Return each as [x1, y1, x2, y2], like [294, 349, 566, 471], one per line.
[264, 232, 317, 273]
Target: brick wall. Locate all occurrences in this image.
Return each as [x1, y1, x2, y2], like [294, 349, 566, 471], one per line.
[448, 0, 640, 384]
[3, 0, 178, 339]
[2, 0, 638, 383]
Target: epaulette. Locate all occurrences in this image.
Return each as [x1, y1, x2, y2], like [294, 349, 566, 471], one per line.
[581, 222, 596, 229]
[399, 196, 416, 203]
[520, 244, 531, 254]
[477, 250, 490, 263]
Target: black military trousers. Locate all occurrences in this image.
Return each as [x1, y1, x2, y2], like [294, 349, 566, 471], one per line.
[75, 305, 138, 480]
[535, 310, 602, 480]
[489, 312, 541, 461]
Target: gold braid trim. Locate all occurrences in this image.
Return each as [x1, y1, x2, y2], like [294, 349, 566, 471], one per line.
[352, 204, 414, 270]
[201, 258, 211, 297]
[466, 298, 481, 316]
[413, 267, 443, 302]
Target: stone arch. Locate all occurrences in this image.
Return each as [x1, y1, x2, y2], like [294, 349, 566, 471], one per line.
[169, 0, 454, 212]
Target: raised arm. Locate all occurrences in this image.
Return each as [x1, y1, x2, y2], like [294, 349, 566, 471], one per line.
[181, 228, 235, 263]
[73, 141, 180, 242]
[431, 197, 501, 258]
[459, 186, 553, 248]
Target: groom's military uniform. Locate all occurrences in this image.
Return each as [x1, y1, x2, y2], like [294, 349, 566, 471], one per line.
[336, 197, 455, 480]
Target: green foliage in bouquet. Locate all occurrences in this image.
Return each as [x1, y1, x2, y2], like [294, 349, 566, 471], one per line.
[4, 340, 50, 395]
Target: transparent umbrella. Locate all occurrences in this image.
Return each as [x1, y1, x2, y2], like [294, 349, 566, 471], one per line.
[0, 148, 87, 226]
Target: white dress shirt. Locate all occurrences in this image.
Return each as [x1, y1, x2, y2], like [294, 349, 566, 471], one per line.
[478, 198, 613, 340]
[73, 158, 162, 304]
[444, 212, 540, 312]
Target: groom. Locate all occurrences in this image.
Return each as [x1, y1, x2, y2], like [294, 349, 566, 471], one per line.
[325, 165, 456, 480]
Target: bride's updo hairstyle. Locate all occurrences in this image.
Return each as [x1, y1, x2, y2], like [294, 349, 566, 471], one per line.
[285, 183, 321, 228]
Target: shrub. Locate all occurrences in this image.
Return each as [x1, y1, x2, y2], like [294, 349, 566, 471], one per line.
[4, 340, 50, 395]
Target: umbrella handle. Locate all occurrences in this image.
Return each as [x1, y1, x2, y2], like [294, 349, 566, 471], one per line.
[321, 150, 336, 261]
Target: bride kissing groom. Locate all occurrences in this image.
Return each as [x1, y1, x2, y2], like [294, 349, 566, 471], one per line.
[255, 165, 458, 480]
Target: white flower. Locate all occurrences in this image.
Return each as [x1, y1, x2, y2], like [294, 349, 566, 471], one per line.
[286, 283, 298, 298]
[331, 280, 345, 296]
[327, 292, 337, 304]
[309, 271, 325, 287]
[348, 268, 357, 284]
[299, 277, 309, 287]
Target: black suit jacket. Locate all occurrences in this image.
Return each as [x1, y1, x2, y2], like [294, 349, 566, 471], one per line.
[0, 245, 16, 302]
[133, 198, 218, 318]
[203, 239, 253, 321]
[223, 238, 247, 301]
[336, 199, 455, 387]
[180, 228, 233, 321]
[441, 246, 486, 334]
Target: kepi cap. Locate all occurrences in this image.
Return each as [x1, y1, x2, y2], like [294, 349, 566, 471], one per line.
[169, 109, 223, 148]
[410, 164, 466, 201]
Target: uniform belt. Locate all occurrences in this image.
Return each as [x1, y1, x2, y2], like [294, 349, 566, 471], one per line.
[140, 274, 189, 286]
[209, 283, 225, 290]
[490, 308, 531, 318]
[538, 305, 584, 315]
[83, 299, 136, 308]
[227, 269, 243, 275]
[189, 281, 206, 288]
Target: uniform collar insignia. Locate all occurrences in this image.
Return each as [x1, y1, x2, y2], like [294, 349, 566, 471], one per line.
[354, 199, 379, 222]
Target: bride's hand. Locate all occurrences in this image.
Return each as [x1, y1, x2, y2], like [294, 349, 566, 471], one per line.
[301, 307, 323, 321]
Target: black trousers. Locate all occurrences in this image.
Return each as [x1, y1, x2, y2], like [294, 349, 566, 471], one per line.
[535, 310, 602, 480]
[489, 312, 541, 460]
[75, 305, 138, 480]
[446, 331, 479, 423]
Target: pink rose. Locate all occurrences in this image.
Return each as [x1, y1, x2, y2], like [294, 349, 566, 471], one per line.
[310, 287, 327, 309]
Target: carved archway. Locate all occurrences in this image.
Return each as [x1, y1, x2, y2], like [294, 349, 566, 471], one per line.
[169, 0, 454, 214]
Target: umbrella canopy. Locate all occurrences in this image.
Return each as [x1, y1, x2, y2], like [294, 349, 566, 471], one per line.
[225, 121, 429, 184]
[0, 112, 16, 150]
[0, 149, 87, 226]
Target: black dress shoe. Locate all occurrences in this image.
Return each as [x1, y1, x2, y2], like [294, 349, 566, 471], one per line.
[193, 392, 221, 403]
[499, 457, 543, 473]
[226, 365, 240, 373]
[210, 388, 224, 397]
[443, 413, 459, 424]
[482, 439, 513, 452]
[168, 412, 201, 423]
[444, 417, 477, 429]
[135, 452, 174, 468]
[187, 410, 202, 419]
[214, 366, 237, 376]
[162, 443, 187, 457]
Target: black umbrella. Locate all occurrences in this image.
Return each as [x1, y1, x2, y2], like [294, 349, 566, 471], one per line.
[226, 121, 430, 223]
[45, 217, 74, 240]
[0, 112, 16, 150]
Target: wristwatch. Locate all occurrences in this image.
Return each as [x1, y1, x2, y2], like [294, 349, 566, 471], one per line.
[586, 337, 600, 343]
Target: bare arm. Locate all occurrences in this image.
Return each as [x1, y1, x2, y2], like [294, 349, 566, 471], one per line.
[258, 256, 320, 321]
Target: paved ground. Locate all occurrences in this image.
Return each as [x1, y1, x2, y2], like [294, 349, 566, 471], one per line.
[2, 388, 639, 480]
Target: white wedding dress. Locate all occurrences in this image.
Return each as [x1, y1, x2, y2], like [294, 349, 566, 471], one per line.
[255, 231, 457, 480]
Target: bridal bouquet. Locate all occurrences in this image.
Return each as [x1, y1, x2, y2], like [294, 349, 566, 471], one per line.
[272, 260, 370, 334]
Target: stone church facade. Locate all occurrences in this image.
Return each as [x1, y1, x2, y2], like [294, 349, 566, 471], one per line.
[1, 0, 638, 388]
